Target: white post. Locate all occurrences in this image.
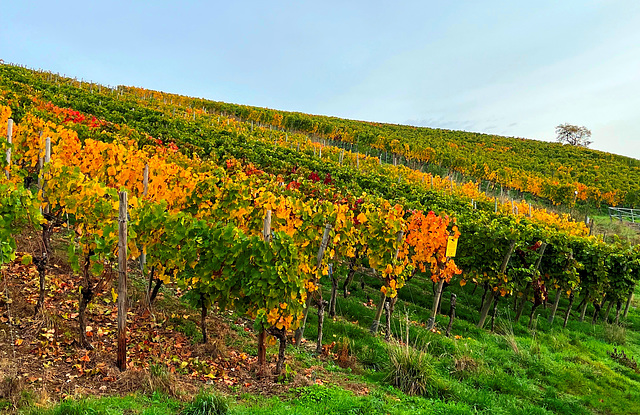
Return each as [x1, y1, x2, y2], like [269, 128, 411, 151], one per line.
[44, 137, 51, 214]
[263, 210, 272, 243]
[5, 119, 13, 179]
[143, 163, 149, 197]
[117, 191, 128, 371]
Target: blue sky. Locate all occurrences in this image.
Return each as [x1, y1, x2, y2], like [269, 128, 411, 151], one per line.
[3, 1, 639, 159]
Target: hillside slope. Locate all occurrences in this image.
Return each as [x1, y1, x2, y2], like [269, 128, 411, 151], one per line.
[1, 63, 640, 415]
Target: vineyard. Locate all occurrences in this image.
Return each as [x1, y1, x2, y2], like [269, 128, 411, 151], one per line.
[1, 63, 640, 414]
[196, 99, 640, 209]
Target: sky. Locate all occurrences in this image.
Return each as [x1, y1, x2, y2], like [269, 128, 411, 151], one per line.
[2, 0, 640, 159]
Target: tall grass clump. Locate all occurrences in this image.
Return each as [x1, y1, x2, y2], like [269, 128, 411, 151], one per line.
[384, 340, 444, 397]
[495, 318, 519, 355]
[146, 363, 177, 396]
[181, 391, 229, 415]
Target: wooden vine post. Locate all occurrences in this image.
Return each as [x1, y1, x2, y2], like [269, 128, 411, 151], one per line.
[370, 231, 404, 335]
[140, 166, 149, 277]
[257, 210, 271, 376]
[328, 263, 338, 317]
[139, 163, 158, 313]
[34, 137, 55, 314]
[35, 136, 53, 315]
[579, 293, 590, 322]
[314, 224, 332, 354]
[142, 163, 149, 197]
[44, 137, 51, 214]
[477, 240, 516, 329]
[490, 293, 500, 332]
[623, 285, 635, 319]
[547, 288, 563, 326]
[116, 191, 128, 371]
[5, 119, 12, 179]
[562, 291, 575, 328]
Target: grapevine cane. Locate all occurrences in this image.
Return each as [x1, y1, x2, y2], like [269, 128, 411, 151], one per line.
[342, 249, 359, 298]
[446, 293, 457, 337]
[370, 231, 404, 335]
[294, 224, 332, 348]
[515, 243, 547, 323]
[614, 300, 622, 325]
[477, 240, 516, 329]
[427, 232, 458, 331]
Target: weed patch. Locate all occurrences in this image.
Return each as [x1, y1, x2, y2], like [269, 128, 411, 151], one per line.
[603, 323, 627, 345]
[609, 348, 639, 373]
[181, 391, 229, 415]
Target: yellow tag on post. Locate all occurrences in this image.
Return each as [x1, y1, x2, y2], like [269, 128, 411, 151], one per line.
[446, 236, 458, 258]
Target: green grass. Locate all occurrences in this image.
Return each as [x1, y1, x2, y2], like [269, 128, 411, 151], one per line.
[294, 271, 640, 414]
[181, 391, 229, 415]
[23, 392, 183, 415]
[11, 270, 640, 415]
[591, 214, 640, 245]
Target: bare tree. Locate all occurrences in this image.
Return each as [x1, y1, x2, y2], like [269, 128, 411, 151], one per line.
[556, 124, 592, 147]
